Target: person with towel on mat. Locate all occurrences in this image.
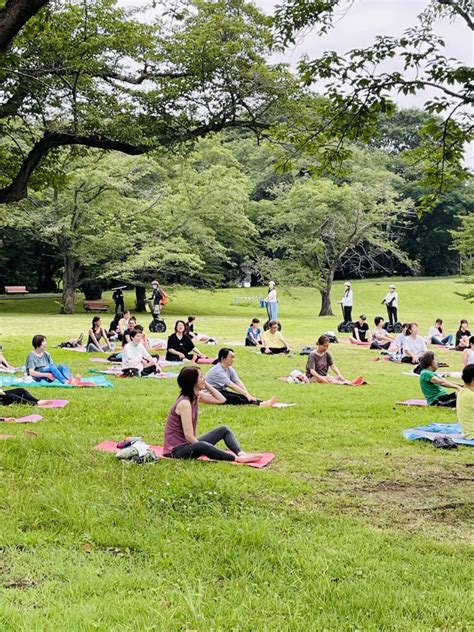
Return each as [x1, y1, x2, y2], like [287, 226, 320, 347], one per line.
[163, 366, 262, 462]
[205, 348, 277, 407]
[306, 335, 362, 385]
[0, 387, 53, 407]
[418, 351, 461, 407]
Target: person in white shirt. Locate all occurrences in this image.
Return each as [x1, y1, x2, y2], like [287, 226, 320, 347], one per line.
[462, 336, 474, 368]
[401, 323, 427, 372]
[338, 281, 353, 324]
[428, 319, 453, 346]
[371, 316, 394, 350]
[382, 284, 398, 327]
[122, 330, 160, 376]
[264, 281, 278, 322]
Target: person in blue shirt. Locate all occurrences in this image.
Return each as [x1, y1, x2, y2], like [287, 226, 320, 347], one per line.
[245, 318, 262, 347]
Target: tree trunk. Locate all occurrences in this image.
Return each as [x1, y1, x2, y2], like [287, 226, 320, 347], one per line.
[319, 274, 335, 316]
[135, 286, 146, 312]
[61, 254, 81, 314]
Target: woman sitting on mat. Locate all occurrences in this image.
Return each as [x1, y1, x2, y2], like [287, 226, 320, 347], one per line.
[121, 330, 160, 376]
[455, 320, 471, 351]
[371, 316, 394, 350]
[352, 315, 370, 343]
[245, 318, 263, 347]
[163, 366, 262, 462]
[419, 351, 461, 407]
[261, 320, 291, 355]
[185, 316, 216, 344]
[401, 323, 427, 371]
[166, 320, 206, 362]
[118, 310, 132, 335]
[121, 317, 137, 347]
[428, 319, 453, 347]
[205, 348, 277, 406]
[108, 312, 123, 342]
[0, 387, 53, 407]
[306, 335, 361, 385]
[87, 316, 114, 353]
[462, 337, 474, 368]
[457, 363, 474, 439]
[25, 335, 74, 384]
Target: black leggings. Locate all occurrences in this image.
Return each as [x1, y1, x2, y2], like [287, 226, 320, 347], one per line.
[433, 393, 457, 408]
[260, 347, 288, 355]
[171, 425, 242, 461]
[245, 337, 258, 347]
[0, 388, 39, 406]
[220, 389, 261, 406]
[386, 305, 398, 325]
[343, 306, 352, 324]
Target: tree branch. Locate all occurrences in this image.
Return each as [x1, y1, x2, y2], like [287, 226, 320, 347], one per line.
[437, 0, 473, 30]
[0, 0, 49, 52]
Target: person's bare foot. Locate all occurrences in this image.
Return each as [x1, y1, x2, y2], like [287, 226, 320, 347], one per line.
[38, 400, 54, 406]
[235, 452, 263, 463]
[259, 396, 278, 408]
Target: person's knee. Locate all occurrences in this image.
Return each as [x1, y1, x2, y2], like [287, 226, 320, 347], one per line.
[215, 424, 231, 434]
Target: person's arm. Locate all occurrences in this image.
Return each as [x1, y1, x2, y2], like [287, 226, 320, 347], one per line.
[262, 333, 272, 354]
[175, 399, 198, 443]
[329, 362, 344, 379]
[167, 337, 185, 360]
[227, 379, 256, 401]
[101, 327, 110, 346]
[199, 381, 226, 405]
[353, 327, 361, 342]
[29, 367, 55, 380]
[462, 349, 470, 367]
[429, 375, 462, 390]
[189, 339, 205, 358]
[278, 333, 291, 351]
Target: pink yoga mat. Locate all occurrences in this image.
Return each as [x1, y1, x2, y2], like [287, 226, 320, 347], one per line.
[0, 434, 15, 439]
[396, 399, 428, 406]
[38, 399, 69, 409]
[0, 414, 43, 423]
[90, 357, 110, 364]
[95, 440, 274, 468]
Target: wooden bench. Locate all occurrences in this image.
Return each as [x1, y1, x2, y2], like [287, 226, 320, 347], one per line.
[5, 285, 28, 294]
[83, 300, 109, 313]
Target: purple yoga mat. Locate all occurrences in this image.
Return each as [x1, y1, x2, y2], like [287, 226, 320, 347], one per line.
[38, 399, 69, 409]
[0, 414, 43, 423]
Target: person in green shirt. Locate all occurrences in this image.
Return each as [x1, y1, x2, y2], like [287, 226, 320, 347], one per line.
[457, 364, 474, 439]
[418, 351, 461, 407]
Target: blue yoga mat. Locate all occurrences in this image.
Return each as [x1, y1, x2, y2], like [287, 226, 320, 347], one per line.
[0, 375, 113, 388]
[403, 423, 474, 446]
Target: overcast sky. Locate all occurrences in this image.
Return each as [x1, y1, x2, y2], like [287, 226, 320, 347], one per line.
[120, 0, 473, 164]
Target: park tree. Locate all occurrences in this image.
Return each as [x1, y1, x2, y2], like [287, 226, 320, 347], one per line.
[254, 157, 414, 315]
[273, 0, 472, 202]
[451, 213, 474, 302]
[0, 0, 293, 204]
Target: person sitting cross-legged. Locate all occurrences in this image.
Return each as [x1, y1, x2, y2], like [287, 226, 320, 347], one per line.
[121, 330, 160, 376]
[305, 335, 357, 385]
[261, 320, 291, 355]
[163, 367, 262, 462]
[205, 348, 277, 407]
[419, 351, 461, 407]
[457, 363, 474, 439]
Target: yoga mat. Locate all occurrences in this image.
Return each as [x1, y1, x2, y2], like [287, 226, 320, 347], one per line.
[95, 441, 275, 468]
[195, 358, 217, 365]
[272, 402, 296, 408]
[58, 346, 87, 352]
[396, 399, 428, 406]
[340, 338, 371, 346]
[38, 399, 69, 409]
[0, 376, 113, 388]
[0, 414, 43, 423]
[0, 366, 22, 373]
[145, 372, 179, 379]
[90, 357, 110, 364]
[278, 376, 368, 386]
[403, 423, 474, 446]
[0, 434, 15, 440]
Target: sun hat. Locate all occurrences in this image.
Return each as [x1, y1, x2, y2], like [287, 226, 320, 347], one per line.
[344, 281, 351, 287]
[389, 284, 396, 289]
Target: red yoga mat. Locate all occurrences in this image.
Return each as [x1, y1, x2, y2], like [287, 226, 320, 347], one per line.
[95, 440, 274, 468]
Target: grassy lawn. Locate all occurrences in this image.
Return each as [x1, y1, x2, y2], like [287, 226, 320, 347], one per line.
[0, 278, 472, 631]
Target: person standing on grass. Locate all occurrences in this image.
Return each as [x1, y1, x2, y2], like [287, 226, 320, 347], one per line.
[428, 319, 453, 346]
[305, 335, 359, 385]
[205, 348, 277, 407]
[261, 320, 291, 355]
[264, 281, 278, 322]
[352, 314, 370, 342]
[163, 366, 262, 462]
[25, 335, 74, 384]
[457, 364, 474, 439]
[418, 351, 461, 407]
[112, 287, 125, 313]
[338, 282, 353, 325]
[382, 284, 398, 327]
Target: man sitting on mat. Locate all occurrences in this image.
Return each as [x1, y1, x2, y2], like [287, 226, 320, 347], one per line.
[205, 348, 277, 407]
[352, 315, 370, 342]
[261, 320, 292, 355]
[306, 335, 361, 385]
[418, 351, 461, 407]
[457, 363, 474, 439]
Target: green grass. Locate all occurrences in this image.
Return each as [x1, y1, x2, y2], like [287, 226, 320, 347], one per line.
[0, 278, 472, 631]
